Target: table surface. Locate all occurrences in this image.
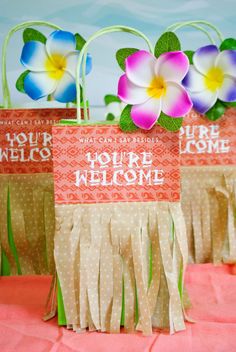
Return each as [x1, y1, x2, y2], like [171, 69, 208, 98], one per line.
[0, 263, 236, 352]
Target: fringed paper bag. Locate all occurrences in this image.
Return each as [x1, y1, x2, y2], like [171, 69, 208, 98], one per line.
[180, 108, 236, 264]
[168, 20, 236, 265]
[0, 21, 88, 275]
[52, 25, 191, 334]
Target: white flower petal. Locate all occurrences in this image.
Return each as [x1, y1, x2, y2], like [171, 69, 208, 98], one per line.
[24, 72, 57, 100]
[118, 74, 150, 104]
[20, 41, 49, 71]
[105, 102, 123, 119]
[46, 30, 76, 60]
[218, 75, 236, 102]
[53, 72, 76, 103]
[193, 45, 219, 75]
[156, 51, 189, 82]
[65, 51, 92, 78]
[131, 97, 161, 130]
[125, 50, 156, 87]
[190, 89, 218, 114]
[182, 65, 206, 92]
[162, 82, 192, 117]
[216, 50, 236, 77]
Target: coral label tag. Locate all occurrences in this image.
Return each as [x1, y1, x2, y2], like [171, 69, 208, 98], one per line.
[52, 124, 180, 204]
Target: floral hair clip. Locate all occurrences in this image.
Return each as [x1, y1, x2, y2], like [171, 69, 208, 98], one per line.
[16, 28, 92, 103]
[182, 40, 236, 120]
[116, 32, 193, 132]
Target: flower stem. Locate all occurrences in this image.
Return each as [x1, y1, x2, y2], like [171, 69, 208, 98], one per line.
[76, 25, 154, 123]
[166, 20, 224, 44]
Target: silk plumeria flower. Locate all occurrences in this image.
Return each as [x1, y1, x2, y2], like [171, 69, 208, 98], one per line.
[117, 50, 192, 130]
[182, 45, 236, 113]
[20, 30, 92, 103]
[105, 100, 126, 120]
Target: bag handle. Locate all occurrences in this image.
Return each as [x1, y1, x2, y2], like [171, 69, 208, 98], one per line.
[1, 21, 62, 108]
[75, 25, 154, 123]
[166, 20, 224, 45]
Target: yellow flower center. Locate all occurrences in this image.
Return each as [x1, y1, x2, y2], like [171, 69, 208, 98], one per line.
[45, 54, 67, 80]
[204, 67, 224, 92]
[147, 76, 166, 98]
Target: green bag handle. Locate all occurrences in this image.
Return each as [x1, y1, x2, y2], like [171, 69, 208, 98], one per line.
[166, 20, 224, 45]
[74, 25, 154, 123]
[1, 21, 62, 108]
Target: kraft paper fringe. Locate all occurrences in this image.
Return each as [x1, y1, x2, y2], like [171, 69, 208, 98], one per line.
[0, 173, 55, 275]
[54, 201, 189, 335]
[181, 165, 236, 264]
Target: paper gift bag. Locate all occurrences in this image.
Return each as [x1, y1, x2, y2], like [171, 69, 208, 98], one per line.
[180, 108, 236, 264]
[0, 21, 86, 275]
[52, 25, 190, 335]
[0, 108, 78, 275]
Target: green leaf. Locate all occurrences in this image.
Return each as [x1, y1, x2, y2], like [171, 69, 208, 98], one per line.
[106, 113, 116, 121]
[104, 94, 121, 105]
[205, 100, 226, 121]
[75, 33, 86, 50]
[23, 28, 46, 44]
[223, 101, 236, 108]
[184, 50, 194, 64]
[119, 105, 138, 132]
[116, 48, 139, 71]
[154, 31, 181, 58]
[15, 70, 30, 93]
[220, 38, 236, 51]
[157, 112, 183, 132]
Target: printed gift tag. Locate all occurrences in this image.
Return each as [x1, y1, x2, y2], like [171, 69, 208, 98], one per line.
[0, 108, 76, 174]
[52, 124, 180, 204]
[180, 108, 236, 166]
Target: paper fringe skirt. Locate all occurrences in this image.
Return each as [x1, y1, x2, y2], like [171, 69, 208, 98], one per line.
[181, 165, 236, 264]
[54, 201, 189, 335]
[0, 174, 55, 275]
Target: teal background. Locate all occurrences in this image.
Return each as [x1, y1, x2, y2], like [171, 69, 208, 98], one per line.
[0, 0, 235, 110]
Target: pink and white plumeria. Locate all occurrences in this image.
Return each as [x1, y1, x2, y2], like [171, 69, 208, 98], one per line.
[117, 50, 192, 130]
[182, 45, 236, 113]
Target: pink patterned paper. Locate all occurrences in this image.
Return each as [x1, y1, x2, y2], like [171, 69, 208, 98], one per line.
[52, 124, 180, 204]
[180, 108, 236, 166]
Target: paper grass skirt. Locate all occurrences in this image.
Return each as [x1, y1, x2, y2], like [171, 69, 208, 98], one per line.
[180, 109, 236, 264]
[52, 124, 190, 334]
[0, 108, 76, 275]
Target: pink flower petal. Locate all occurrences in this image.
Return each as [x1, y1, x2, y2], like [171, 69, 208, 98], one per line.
[182, 65, 206, 92]
[118, 74, 149, 104]
[131, 97, 161, 130]
[125, 50, 156, 87]
[156, 51, 189, 82]
[216, 50, 236, 77]
[162, 82, 192, 117]
[193, 45, 219, 75]
[218, 75, 236, 102]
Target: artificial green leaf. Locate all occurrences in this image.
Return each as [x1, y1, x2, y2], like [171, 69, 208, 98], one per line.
[23, 28, 46, 44]
[154, 31, 181, 58]
[205, 100, 226, 121]
[104, 94, 121, 105]
[75, 33, 86, 50]
[106, 113, 116, 121]
[15, 70, 30, 93]
[184, 50, 194, 64]
[157, 112, 183, 131]
[223, 101, 236, 108]
[116, 48, 139, 71]
[220, 38, 236, 51]
[119, 105, 138, 132]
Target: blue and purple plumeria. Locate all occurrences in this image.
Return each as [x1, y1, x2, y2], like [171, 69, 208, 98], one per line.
[20, 30, 92, 103]
[182, 45, 236, 113]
